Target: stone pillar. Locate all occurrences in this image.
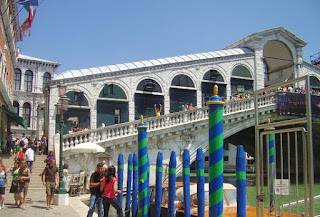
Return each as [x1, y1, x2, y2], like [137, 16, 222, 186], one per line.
[128, 94, 135, 122]
[90, 106, 96, 130]
[164, 91, 170, 115]
[253, 39, 264, 90]
[196, 89, 202, 108]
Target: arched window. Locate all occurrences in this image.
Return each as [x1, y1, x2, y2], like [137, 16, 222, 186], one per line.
[203, 70, 224, 82]
[24, 70, 33, 92]
[14, 68, 21, 90]
[13, 101, 19, 115]
[171, 74, 194, 87]
[22, 102, 31, 127]
[232, 65, 252, 78]
[43, 72, 51, 89]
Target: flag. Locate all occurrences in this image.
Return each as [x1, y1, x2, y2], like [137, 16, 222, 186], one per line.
[18, 0, 38, 6]
[20, 7, 37, 39]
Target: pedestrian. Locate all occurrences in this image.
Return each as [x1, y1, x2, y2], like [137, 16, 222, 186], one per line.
[8, 161, 20, 205]
[40, 135, 47, 155]
[154, 103, 162, 117]
[45, 151, 55, 166]
[100, 121, 106, 127]
[0, 163, 9, 209]
[87, 162, 104, 217]
[6, 132, 13, 155]
[20, 133, 28, 150]
[25, 145, 35, 173]
[42, 159, 59, 210]
[100, 165, 123, 217]
[16, 148, 25, 162]
[63, 164, 69, 189]
[0, 158, 6, 171]
[33, 138, 39, 155]
[13, 139, 20, 154]
[16, 160, 30, 209]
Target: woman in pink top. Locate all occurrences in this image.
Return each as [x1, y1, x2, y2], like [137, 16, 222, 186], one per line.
[100, 165, 123, 217]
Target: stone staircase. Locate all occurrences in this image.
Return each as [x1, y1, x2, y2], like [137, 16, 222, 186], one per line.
[1, 154, 47, 190]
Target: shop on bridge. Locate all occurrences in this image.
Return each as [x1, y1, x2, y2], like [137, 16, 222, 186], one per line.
[230, 65, 253, 99]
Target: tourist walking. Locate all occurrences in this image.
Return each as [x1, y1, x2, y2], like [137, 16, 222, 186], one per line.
[16, 160, 30, 209]
[40, 135, 47, 155]
[25, 146, 35, 173]
[16, 148, 25, 162]
[0, 163, 9, 209]
[100, 165, 123, 217]
[63, 164, 69, 189]
[7, 161, 20, 205]
[45, 151, 55, 166]
[6, 132, 13, 155]
[87, 162, 104, 217]
[42, 159, 59, 210]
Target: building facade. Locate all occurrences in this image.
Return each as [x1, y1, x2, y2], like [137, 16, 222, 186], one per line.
[0, 2, 21, 150]
[11, 54, 60, 139]
[47, 26, 320, 148]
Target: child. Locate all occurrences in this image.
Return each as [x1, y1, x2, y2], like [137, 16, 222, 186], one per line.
[0, 163, 9, 209]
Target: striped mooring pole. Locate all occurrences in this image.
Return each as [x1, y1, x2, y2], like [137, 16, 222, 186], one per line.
[118, 154, 124, 206]
[125, 154, 133, 217]
[265, 119, 276, 212]
[196, 148, 205, 217]
[137, 116, 149, 217]
[132, 153, 138, 217]
[168, 151, 176, 217]
[183, 149, 191, 217]
[236, 145, 246, 217]
[207, 85, 225, 217]
[155, 152, 163, 217]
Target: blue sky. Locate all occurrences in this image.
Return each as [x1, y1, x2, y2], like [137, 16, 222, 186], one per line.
[17, 0, 319, 74]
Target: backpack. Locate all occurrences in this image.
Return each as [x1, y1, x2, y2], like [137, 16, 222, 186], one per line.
[20, 139, 25, 147]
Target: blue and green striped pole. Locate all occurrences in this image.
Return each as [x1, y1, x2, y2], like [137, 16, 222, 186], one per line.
[265, 119, 276, 212]
[125, 154, 133, 217]
[118, 154, 124, 206]
[196, 148, 205, 217]
[183, 149, 191, 217]
[168, 151, 176, 217]
[207, 85, 225, 217]
[155, 152, 163, 217]
[236, 145, 246, 217]
[137, 116, 149, 217]
[132, 153, 138, 217]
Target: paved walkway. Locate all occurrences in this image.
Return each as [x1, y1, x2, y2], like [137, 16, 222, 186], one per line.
[0, 189, 96, 217]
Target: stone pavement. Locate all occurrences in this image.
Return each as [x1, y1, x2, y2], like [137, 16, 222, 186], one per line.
[0, 189, 97, 217]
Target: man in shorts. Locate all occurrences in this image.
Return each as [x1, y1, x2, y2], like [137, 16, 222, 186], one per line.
[42, 159, 59, 210]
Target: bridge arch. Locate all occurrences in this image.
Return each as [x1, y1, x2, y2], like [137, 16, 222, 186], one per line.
[263, 40, 294, 86]
[134, 78, 164, 119]
[230, 64, 254, 99]
[96, 83, 129, 127]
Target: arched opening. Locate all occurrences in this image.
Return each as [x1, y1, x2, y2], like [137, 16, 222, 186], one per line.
[230, 65, 253, 99]
[310, 76, 320, 92]
[202, 70, 226, 106]
[56, 91, 91, 134]
[135, 79, 163, 119]
[97, 84, 128, 127]
[170, 74, 196, 112]
[13, 101, 19, 115]
[22, 102, 31, 127]
[263, 40, 294, 86]
[43, 72, 51, 89]
[14, 68, 21, 91]
[24, 70, 33, 92]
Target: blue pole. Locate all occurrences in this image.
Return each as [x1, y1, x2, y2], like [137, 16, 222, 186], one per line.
[137, 117, 149, 217]
[125, 154, 133, 217]
[118, 154, 124, 206]
[132, 153, 138, 217]
[155, 152, 163, 217]
[236, 145, 246, 217]
[183, 149, 191, 217]
[168, 151, 176, 217]
[196, 148, 205, 217]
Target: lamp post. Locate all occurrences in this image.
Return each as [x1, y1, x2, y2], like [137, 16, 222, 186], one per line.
[55, 83, 69, 194]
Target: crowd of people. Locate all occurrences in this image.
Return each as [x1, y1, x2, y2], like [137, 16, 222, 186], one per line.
[0, 145, 70, 211]
[68, 126, 91, 134]
[88, 163, 123, 217]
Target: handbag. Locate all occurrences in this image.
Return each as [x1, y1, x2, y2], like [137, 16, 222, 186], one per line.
[9, 180, 18, 193]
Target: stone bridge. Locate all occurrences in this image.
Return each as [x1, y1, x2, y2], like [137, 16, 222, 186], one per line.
[60, 93, 278, 182]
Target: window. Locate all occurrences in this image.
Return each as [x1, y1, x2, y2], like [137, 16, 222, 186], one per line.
[115, 109, 120, 124]
[203, 70, 224, 82]
[224, 156, 229, 162]
[74, 92, 79, 102]
[14, 68, 21, 90]
[13, 101, 19, 115]
[232, 65, 252, 78]
[171, 75, 195, 87]
[22, 102, 31, 127]
[24, 70, 33, 92]
[43, 72, 51, 89]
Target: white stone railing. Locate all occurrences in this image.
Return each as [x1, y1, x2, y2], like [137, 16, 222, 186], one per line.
[62, 93, 277, 149]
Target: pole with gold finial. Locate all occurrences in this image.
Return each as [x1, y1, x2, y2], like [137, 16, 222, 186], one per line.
[207, 85, 225, 217]
[137, 115, 149, 217]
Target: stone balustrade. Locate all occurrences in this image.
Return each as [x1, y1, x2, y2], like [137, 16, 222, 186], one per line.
[62, 93, 277, 149]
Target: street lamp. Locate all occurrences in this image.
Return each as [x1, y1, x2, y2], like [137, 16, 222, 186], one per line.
[55, 83, 70, 194]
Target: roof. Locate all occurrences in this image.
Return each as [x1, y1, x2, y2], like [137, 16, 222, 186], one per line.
[225, 26, 307, 50]
[55, 47, 252, 80]
[18, 54, 61, 66]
